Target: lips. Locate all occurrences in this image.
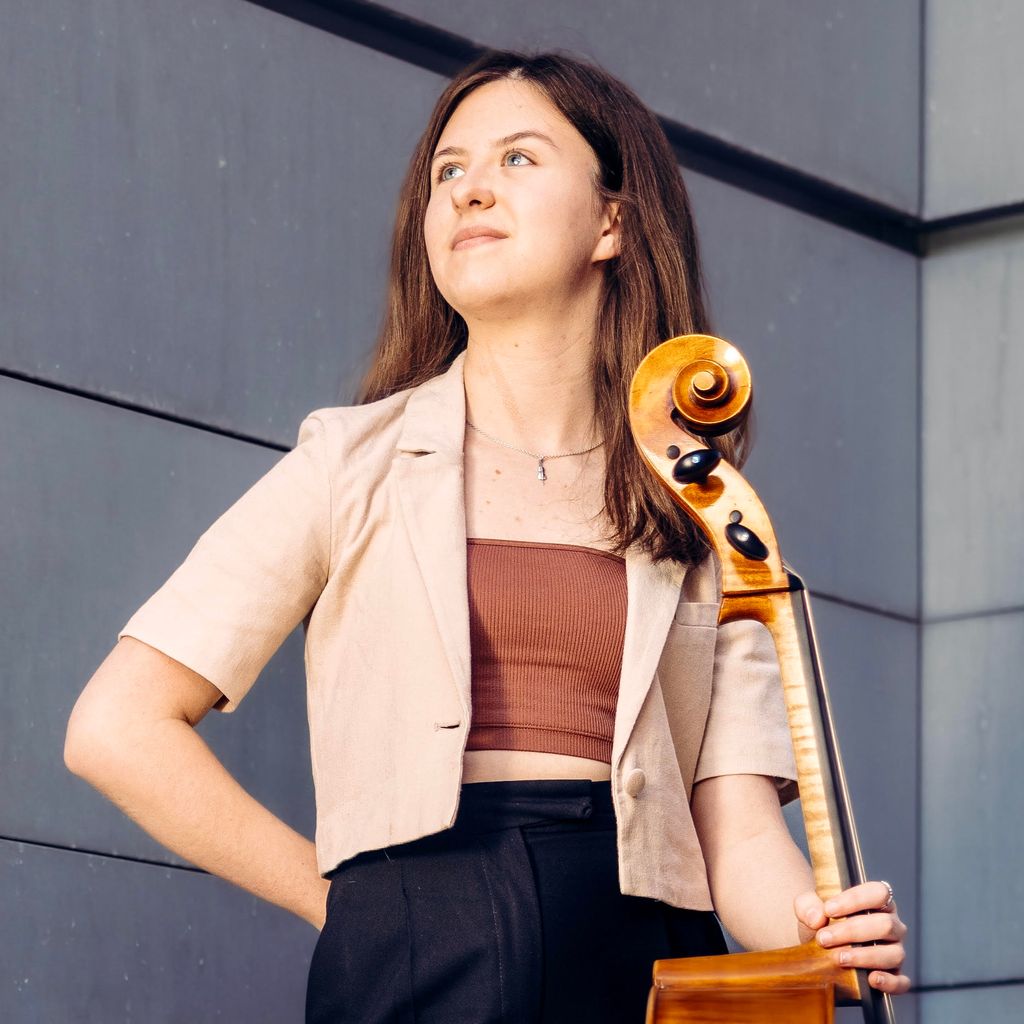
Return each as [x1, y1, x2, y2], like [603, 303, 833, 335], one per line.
[451, 225, 508, 250]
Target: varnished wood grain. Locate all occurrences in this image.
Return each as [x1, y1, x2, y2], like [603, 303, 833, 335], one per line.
[647, 940, 858, 1013]
[648, 983, 834, 1024]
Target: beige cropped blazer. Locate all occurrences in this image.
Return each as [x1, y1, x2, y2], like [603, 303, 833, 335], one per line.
[118, 351, 798, 911]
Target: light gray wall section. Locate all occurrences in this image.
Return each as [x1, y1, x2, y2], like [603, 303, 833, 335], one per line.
[688, 171, 919, 616]
[384, 0, 922, 212]
[0, 376, 314, 864]
[921, 611, 1024, 987]
[0, 0, 445, 447]
[922, 217, 1024, 618]
[3, 838, 315, 1024]
[920, 985, 1023, 1023]
[916, 11, 1024, 1016]
[838, 999, 918, 1024]
[924, 0, 1024, 218]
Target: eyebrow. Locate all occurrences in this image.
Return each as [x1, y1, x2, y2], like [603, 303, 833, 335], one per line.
[430, 130, 559, 164]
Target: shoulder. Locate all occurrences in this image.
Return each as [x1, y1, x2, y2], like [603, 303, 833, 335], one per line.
[297, 381, 425, 470]
[299, 352, 467, 464]
[289, 363, 464, 544]
[299, 354, 465, 457]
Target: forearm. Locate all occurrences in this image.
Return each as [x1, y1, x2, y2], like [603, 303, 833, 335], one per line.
[708, 827, 815, 951]
[67, 718, 329, 929]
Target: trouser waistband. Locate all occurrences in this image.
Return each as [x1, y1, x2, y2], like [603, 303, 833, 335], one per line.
[338, 778, 615, 871]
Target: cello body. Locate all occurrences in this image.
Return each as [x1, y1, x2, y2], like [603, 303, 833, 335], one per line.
[628, 335, 895, 1024]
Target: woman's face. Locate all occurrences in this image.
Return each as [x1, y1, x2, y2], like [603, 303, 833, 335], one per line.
[423, 78, 619, 323]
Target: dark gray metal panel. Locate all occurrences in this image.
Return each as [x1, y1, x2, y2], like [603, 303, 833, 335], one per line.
[921, 611, 1024, 987]
[1, 838, 316, 1023]
[0, 0, 446, 447]
[689, 169, 919, 617]
[0, 376, 315, 864]
[924, 0, 1024, 218]
[922, 220, 1024, 618]
[384, 0, 922, 212]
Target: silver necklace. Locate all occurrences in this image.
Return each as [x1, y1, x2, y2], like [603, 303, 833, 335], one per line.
[466, 420, 604, 482]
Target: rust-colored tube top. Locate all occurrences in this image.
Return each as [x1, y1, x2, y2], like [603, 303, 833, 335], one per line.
[465, 538, 628, 764]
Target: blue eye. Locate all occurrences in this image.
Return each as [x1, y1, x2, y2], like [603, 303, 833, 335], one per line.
[505, 151, 531, 167]
[438, 164, 463, 182]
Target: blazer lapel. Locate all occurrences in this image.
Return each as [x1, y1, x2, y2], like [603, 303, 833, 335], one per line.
[394, 353, 473, 720]
[612, 546, 688, 766]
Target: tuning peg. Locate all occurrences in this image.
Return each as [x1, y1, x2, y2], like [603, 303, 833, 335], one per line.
[671, 447, 722, 484]
[725, 510, 769, 561]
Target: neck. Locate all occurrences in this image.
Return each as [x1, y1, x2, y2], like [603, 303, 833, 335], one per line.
[462, 299, 602, 454]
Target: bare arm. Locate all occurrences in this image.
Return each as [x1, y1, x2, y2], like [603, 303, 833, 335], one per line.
[690, 773, 814, 950]
[692, 774, 910, 993]
[64, 637, 330, 930]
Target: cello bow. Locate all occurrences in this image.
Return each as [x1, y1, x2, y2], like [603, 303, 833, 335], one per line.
[628, 334, 895, 1024]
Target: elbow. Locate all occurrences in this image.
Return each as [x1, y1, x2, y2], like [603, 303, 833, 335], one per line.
[63, 710, 101, 780]
[63, 700, 123, 782]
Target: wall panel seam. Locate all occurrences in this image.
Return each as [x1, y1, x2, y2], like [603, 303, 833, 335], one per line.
[0, 369, 290, 452]
[1, 835, 211, 875]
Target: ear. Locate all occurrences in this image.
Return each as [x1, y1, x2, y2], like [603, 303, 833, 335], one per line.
[591, 200, 621, 264]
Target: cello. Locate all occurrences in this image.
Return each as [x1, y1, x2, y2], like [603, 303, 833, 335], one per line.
[628, 334, 897, 1024]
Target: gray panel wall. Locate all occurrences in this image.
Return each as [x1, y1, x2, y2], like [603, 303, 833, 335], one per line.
[0, 378, 316, 865]
[1, 0, 445, 446]
[4, 0, 1017, 1020]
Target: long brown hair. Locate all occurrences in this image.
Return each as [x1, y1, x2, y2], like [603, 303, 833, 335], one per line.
[359, 49, 752, 566]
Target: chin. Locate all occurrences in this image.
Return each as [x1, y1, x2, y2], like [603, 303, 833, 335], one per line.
[441, 279, 534, 322]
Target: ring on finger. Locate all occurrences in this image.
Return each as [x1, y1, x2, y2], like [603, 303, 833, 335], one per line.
[878, 880, 895, 911]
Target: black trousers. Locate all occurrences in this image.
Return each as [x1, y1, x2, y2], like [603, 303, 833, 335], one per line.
[305, 778, 726, 1024]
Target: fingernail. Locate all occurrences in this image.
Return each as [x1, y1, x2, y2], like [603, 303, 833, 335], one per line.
[839, 951, 851, 965]
[823, 900, 838, 916]
[818, 930, 833, 946]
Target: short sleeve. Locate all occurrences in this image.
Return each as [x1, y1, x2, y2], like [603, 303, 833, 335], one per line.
[117, 413, 331, 713]
[693, 616, 800, 805]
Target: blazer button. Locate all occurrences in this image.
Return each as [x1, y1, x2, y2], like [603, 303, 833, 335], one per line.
[624, 768, 646, 798]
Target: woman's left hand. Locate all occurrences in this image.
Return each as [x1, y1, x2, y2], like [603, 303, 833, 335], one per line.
[793, 880, 911, 995]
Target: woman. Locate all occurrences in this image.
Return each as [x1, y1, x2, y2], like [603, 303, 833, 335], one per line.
[64, 50, 909, 1023]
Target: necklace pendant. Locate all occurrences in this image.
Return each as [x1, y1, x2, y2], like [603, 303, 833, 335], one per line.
[537, 459, 547, 482]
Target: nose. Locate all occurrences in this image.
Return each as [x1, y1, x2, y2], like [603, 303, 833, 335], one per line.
[449, 165, 496, 211]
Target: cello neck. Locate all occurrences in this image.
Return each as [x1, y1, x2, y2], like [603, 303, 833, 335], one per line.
[719, 573, 867, 899]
